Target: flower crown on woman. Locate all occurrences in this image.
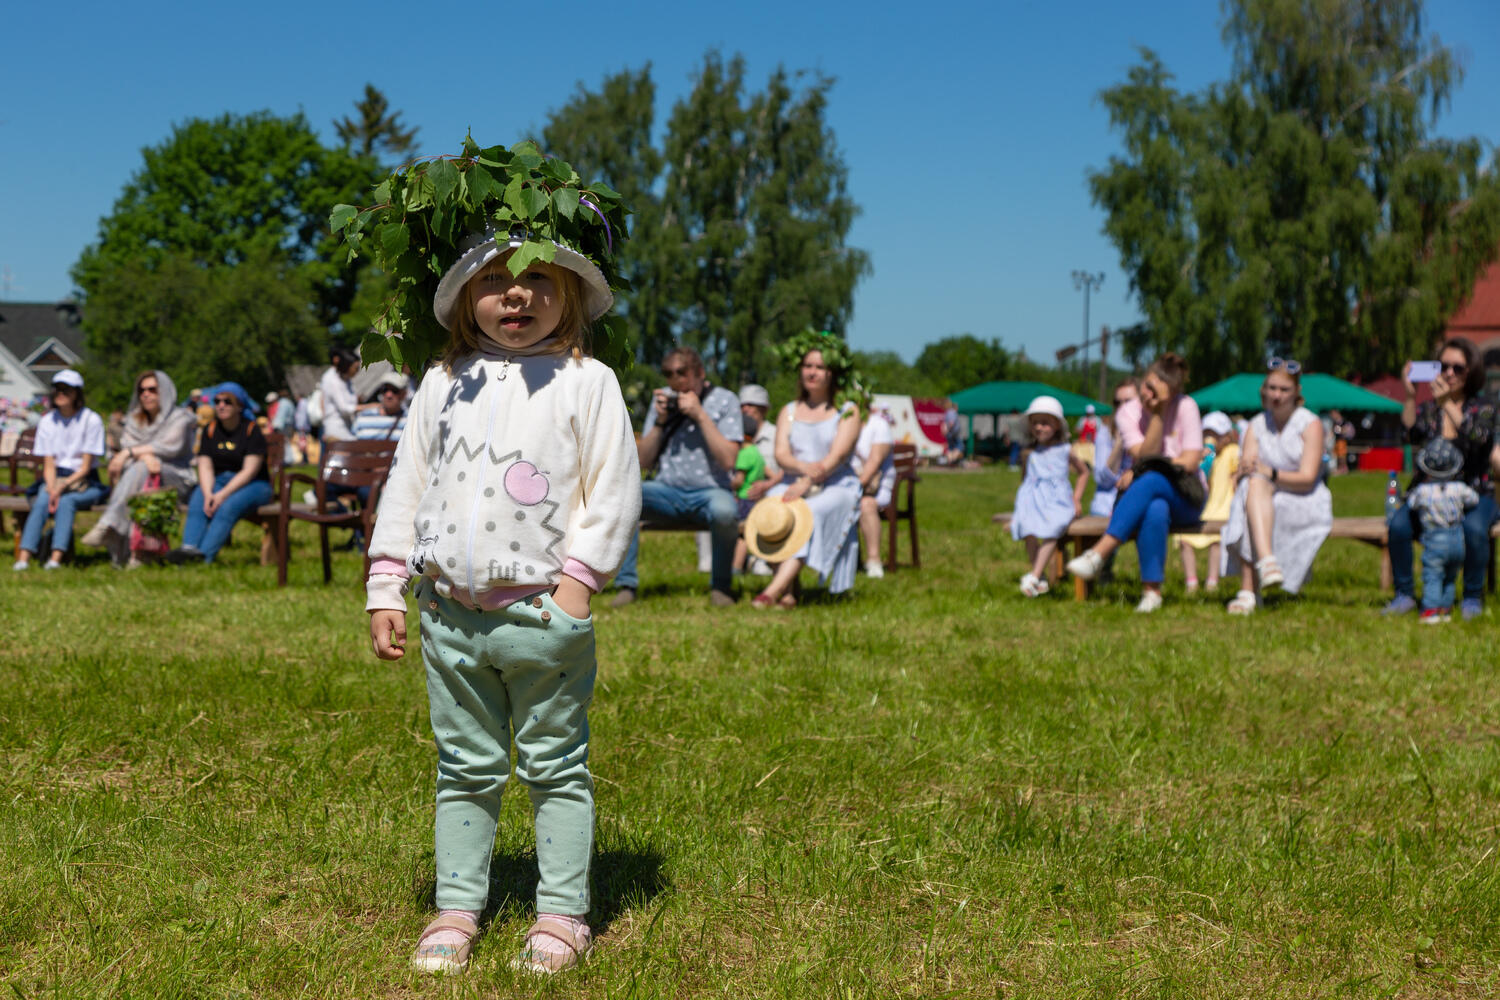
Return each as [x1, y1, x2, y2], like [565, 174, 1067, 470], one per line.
[330, 137, 632, 375]
[773, 328, 872, 415]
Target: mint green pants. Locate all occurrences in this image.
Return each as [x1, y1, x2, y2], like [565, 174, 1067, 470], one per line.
[417, 578, 597, 915]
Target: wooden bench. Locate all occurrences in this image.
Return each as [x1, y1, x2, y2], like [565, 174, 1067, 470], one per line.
[2, 428, 306, 566]
[639, 443, 923, 572]
[993, 513, 1500, 600]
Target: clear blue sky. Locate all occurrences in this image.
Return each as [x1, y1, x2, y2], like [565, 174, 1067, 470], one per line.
[2, 0, 1495, 366]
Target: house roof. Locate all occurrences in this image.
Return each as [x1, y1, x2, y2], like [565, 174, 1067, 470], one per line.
[0, 301, 86, 366]
[1448, 258, 1500, 335]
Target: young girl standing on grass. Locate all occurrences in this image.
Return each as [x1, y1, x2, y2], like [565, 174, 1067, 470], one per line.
[1010, 396, 1089, 596]
[364, 196, 640, 970]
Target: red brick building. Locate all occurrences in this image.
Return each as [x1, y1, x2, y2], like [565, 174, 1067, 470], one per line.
[1446, 257, 1500, 391]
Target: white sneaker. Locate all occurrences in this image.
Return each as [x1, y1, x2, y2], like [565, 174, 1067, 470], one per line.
[302, 488, 317, 507]
[865, 560, 885, 579]
[1019, 572, 1042, 597]
[748, 557, 774, 577]
[1135, 590, 1163, 613]
[11, 559, 29, 572]
[1066, 550, 1104, 580]
[1226, 590, 1257, 615]
[81, 523, 111, 547]
[43, 560, 63, 571]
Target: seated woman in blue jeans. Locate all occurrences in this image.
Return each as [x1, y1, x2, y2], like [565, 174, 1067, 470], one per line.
[1066, 353, 1205, 613]
[168, 383, 273, 564]
[14, 369, 110, 570]
[1383, 337, 1500, 621]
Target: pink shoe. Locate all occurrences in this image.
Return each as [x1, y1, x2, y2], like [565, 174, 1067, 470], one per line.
[512, 916, 591, 974]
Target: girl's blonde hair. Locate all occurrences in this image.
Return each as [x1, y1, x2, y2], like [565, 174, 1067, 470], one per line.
[442, 257, 589, 372]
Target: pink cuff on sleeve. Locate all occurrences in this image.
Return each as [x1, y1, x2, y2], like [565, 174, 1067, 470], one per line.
[562, 558, 606, 593]
[369, 558, 409, 579]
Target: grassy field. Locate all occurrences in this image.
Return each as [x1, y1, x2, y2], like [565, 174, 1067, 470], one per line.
[2, 467, 1498, 998]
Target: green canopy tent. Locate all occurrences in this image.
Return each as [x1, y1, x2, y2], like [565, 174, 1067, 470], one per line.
[1189, 373, 1402, 414]
[949, 381, 1111, 457]
[951, 381, 1111, 418]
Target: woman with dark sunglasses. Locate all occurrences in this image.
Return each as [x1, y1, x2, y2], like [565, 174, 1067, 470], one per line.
[1383, 337, 1500, 620]
[167, 383, 272, 564]
[81, 370, 197, 566]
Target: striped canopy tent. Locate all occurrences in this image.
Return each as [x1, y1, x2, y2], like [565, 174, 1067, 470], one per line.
[1189, 373, 1402, 414]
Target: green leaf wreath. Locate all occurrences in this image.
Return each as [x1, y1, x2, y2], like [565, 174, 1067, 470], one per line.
[773, 328, 872, 415]
[330, 137, 633, 375]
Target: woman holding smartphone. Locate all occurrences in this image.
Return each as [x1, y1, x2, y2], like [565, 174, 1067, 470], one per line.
[1383, 336, 1500, 620]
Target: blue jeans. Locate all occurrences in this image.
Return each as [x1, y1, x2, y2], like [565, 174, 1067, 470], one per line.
[21, 480, 110, 557]
[1388, 494, 1497, 603]
[1419, 523, 1463, 611]
[1104, 470, 1206, 584]
[181, 472, 274, 562]
[614, 481, 738, 594]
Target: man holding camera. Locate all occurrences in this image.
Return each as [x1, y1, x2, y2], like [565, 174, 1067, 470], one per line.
[612, 347, 743, 607]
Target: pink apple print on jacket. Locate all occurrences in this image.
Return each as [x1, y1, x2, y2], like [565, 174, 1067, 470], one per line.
[504, 460, 550, 506]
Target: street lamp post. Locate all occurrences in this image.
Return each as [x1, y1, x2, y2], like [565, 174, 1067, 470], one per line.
[1072, 270, 1104, 396]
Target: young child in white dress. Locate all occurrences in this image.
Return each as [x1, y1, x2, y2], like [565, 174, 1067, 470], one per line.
[1010, 396, 1089, 596]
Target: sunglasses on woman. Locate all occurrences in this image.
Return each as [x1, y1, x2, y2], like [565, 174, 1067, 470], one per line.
[1267, 357, 1301, 375]
[214, 396, 238, 406]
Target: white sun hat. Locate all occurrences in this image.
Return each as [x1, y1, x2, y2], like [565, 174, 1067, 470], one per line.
[433, 226, 613, 332]
[1024, 395, 1065, 423]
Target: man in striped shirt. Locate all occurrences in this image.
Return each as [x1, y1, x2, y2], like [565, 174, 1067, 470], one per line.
[353, 374, 410, 441]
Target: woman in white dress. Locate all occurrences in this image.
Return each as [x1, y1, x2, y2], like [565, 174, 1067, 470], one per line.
[1219, 360, 1332, 613]
[753, 343, 863, 608]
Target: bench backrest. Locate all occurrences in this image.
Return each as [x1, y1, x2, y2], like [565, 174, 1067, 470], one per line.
[3, 427, 38, 490]
[319, 438, 399, 490]
[893, 442, 918, 481]
[262, 430, 285, 484]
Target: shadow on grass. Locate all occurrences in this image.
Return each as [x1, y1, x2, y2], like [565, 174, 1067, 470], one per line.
[413, 843, 670, 932]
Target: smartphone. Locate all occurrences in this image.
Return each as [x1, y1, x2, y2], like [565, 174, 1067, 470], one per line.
[1409, 360, 1441, 383]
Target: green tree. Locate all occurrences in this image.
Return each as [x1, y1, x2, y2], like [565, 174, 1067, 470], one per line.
[542, 67, 678, 365]
[853, 350, 941, 397]
[72, 111, 383, 396]
[78, 248, 323, 407]
[542, 55, 868, 382]
[1089, 0, 1500, 381]
[334, 84, 419, 162]
[914, 334, 1012, 396]
[664, 55, 868, 382]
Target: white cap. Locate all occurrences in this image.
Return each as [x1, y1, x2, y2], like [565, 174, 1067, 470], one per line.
[52, 369, 84, 388]
[739, 384, 770, 408]
[1202, 411, 1233, 436]
[1024, 395, 1065, 422]
[1085, 404, 1096, 415]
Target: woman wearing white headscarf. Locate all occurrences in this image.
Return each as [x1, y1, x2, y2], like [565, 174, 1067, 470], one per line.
[82, 369, 197, 565]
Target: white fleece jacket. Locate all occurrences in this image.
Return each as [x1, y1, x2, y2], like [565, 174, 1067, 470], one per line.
[365, 348, 641, 612]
